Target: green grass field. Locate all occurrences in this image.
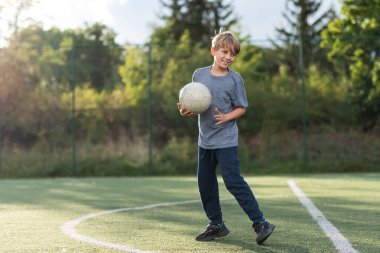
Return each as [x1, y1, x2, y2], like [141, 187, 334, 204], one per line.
[0, 174, 379, 253]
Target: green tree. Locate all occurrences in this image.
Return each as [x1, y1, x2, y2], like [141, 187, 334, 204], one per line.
[0, 43, 69, 149]
[6, 22, 123, 91]
[274, 0, 336, 74]
[6, 25, 69, 91]
[321, 0, 380, 130]
[156, 0, 237, 42]
[65, 23, 123, 91]
[118, 46, 148, 106]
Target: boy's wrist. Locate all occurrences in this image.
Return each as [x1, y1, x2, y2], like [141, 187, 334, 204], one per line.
[225, 113, 233, 121]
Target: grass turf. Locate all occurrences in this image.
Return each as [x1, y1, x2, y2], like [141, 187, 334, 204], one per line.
[0, 174, 379, 252]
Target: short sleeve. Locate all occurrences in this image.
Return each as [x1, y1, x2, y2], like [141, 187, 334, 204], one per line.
[232, 74, 248, 109]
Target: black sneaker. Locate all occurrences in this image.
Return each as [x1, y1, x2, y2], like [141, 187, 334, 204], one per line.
[195, 223, 230, 241]
[253, 221, 276, 245]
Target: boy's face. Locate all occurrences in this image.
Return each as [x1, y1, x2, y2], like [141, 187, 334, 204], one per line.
[211, 47, 237, 70]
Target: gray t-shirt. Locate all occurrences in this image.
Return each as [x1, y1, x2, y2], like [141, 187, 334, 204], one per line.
[192, 66, 248, 149]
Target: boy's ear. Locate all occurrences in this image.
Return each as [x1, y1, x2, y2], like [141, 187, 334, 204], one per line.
[211, 47, 216, 55]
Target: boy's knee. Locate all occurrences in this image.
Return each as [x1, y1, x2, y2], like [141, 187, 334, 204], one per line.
[223, 176, 245, 192]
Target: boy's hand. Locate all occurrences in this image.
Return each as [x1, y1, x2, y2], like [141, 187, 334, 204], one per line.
[177, 103, 195, 117]
[214, 107, 246, 124]
[214, 108, 228, 124]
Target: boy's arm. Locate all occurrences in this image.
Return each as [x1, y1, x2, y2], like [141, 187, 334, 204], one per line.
[214, 107, 245, 125]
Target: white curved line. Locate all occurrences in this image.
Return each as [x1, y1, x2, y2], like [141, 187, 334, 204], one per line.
[61, 195, 288, 252]
[61, 198, 230, 252]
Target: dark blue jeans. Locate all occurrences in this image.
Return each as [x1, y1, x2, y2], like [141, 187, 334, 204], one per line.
[197, 146, 265, 225]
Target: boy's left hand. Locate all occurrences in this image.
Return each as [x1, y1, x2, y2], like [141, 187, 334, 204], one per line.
[214, 108, 228, 125]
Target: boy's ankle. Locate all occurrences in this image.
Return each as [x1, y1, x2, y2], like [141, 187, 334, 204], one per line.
[210, 220, 224, 227]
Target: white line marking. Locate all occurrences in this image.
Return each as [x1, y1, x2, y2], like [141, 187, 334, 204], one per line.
[287, 180, 359, 253]
[61, 198, 232, 253]
[61, 195, 287, 252]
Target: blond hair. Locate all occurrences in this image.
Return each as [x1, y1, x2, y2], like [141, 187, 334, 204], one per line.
[211, 31, 240, 55]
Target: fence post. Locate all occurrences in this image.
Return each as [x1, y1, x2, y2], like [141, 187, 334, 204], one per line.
[298, 35, 309, 172]
[70, 47, 77, 177]
[147, 42, 153, 171]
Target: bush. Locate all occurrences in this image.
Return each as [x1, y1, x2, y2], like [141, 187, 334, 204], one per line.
[153, 137, 198, 175]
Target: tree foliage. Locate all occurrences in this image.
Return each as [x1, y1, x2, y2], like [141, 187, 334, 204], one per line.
[7, 25, 69, 91]
[274, 0, 336, 73]
[118, 46, 148, 106]
[5, 23, 123, 91]
[65, 23, 123, 91]
[155, 0, 237, 43]
[322, 0, 380, 130]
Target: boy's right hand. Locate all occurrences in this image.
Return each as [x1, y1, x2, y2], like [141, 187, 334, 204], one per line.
[177, 103, 195, 117]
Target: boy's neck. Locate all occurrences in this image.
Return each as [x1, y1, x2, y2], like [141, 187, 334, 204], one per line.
[211, 64, 229, 76]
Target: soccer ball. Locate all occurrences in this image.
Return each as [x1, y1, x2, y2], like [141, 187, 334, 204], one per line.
[179, 82, 211, 114]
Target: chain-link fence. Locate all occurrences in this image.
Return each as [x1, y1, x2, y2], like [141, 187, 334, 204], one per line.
[0, 37, 379, 178]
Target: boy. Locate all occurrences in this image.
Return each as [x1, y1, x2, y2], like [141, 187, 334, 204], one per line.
[177, 31, 275, 245]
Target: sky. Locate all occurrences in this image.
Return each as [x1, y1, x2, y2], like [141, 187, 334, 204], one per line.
[1, 0, 342, 46]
